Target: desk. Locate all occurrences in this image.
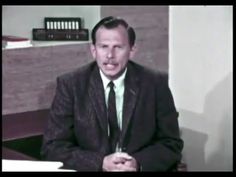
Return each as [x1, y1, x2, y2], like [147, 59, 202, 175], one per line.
[2, 109, 49, 160]
[2, 159, 75, 172]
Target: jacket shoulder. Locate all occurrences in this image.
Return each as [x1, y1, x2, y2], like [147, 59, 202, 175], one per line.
[129, 61, 167, 83]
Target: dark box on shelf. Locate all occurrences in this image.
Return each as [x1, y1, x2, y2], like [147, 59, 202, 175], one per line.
[32, 28, 89, 41]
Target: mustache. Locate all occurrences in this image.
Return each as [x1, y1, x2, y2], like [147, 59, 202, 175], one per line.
[104, 61, 117, 65]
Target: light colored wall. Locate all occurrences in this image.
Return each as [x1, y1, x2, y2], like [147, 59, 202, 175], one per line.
[169, 6, 233, 171]
[2, 5, 100, 46]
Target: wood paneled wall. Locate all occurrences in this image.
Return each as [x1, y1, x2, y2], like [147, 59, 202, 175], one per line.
[101, 6, 169, 72]
[2, 44, 92, 114]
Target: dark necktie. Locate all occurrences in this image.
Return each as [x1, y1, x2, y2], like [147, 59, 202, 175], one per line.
[107, 81, 120, 152]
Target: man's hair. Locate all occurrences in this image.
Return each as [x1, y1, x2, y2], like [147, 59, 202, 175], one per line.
[91, 16, 136, 47]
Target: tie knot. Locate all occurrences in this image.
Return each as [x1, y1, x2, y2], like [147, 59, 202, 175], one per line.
[108, 81, 114, 89]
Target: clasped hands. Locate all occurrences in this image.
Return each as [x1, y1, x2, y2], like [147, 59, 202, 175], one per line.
[102, 152, 138, 172]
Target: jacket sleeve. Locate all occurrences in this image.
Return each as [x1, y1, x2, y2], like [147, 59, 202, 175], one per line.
[132, 72, 184, 171]
[40, 75, 104, 171]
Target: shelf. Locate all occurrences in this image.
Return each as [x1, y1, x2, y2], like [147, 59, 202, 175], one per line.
[2, 40, 90, 50]
[32, 40, 90, 47]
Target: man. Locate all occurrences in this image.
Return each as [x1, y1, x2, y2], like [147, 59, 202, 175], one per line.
[41, 16, 183, 171]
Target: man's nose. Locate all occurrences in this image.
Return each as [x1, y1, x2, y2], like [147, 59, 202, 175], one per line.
[107, 48, 115, 59]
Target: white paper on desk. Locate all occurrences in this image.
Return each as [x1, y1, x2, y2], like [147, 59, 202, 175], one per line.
[2, 159, 75, 172]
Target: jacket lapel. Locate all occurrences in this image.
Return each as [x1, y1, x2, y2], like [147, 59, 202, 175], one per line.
[88, 65, 108, 137]
[121, 62, 140, 146]
[87, 62, 140, 148]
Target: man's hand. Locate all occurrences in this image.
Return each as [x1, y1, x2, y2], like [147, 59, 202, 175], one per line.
[102, 152, 138, 172]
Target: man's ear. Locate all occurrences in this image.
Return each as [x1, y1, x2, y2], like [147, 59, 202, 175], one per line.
[129, 44, 137, 59]
[90, 44, 96, 59]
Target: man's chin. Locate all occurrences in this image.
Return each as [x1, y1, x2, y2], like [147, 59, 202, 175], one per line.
[102, 68, 126, 80]
[101, 70, 119, 79]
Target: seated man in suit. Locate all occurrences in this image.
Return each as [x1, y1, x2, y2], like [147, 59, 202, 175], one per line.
[41, 16, 184, 171]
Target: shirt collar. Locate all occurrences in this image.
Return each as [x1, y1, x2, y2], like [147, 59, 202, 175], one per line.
[100, 68, 127, 89]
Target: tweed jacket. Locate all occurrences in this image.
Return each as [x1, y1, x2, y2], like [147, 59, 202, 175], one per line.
[41, 60, 183, 171]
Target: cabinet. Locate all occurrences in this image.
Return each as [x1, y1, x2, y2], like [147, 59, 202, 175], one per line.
[2, 43, 93, 115]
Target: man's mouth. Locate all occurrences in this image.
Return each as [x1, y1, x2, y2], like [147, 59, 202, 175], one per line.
[105, 63, 116, 69]
[104, 62, 117, 70]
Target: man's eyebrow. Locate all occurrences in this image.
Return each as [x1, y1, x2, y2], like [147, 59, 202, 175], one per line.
[97, 43, 107, 46]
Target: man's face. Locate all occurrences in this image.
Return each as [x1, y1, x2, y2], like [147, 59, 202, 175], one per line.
[90, 25, 136, 80]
